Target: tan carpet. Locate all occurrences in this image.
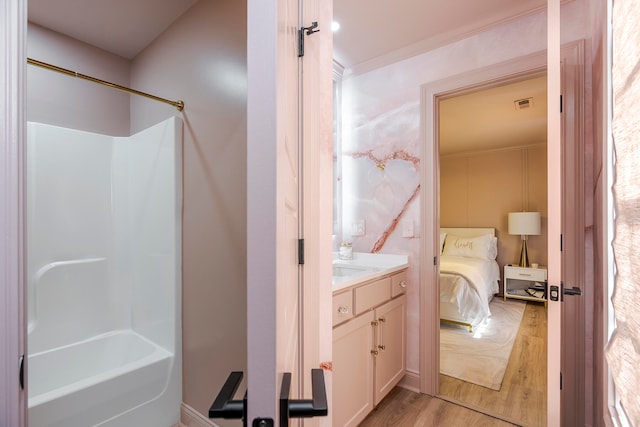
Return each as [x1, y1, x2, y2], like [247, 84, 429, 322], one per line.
[440, 299, 526, 390]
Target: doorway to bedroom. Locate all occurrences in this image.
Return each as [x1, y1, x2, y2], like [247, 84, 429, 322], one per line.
[420, 41, 586, 426]
[437, 73, 548, 426]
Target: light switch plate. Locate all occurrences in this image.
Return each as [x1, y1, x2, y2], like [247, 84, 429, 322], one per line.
[351, 219, 365, 236]
[402, 219, 414, 237]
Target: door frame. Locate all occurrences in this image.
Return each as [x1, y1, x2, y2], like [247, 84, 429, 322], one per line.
[1, 0, 27, 425]
[419, 49, 550, 396]
[419, 41, 586, 422]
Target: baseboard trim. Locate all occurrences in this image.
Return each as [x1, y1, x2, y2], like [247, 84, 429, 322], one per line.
[398, 369, 421, 393]
[181, 403, 217, 427]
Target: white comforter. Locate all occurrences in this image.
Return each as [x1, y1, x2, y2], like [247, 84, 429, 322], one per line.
[440, 256, 500, 325]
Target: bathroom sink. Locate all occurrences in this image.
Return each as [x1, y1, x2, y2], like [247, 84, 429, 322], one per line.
[332, 263, 376, 277]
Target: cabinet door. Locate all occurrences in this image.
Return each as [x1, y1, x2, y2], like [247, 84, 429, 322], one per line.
[373, 295, 406, 405]
[333, 311, 375, 427]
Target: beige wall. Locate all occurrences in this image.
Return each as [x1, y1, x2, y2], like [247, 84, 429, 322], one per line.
[440, 144, 547, 294]
[129, 0, 247, 423]
[27, 23, 131, 135]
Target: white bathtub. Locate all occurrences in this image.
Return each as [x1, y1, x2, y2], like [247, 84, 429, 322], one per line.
[28, 330, 174, 427]
[27, 119, 182, 426]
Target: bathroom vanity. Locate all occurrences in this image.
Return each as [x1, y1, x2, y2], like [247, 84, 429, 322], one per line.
[332, 253, 408, 427]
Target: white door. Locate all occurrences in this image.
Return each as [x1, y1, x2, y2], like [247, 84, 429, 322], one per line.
[246, 0, 332, 425]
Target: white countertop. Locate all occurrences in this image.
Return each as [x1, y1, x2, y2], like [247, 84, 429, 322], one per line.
[332, 252, 409, 292]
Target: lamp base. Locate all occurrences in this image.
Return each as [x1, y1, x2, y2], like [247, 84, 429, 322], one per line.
[518, 239, 530, 268]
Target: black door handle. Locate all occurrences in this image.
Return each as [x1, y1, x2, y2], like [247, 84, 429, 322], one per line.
[563, 286, 583, 296]
[279, 369, 328, 427]
[561, 282, 583, 301]
[210, 369, 328, 427]
[209, 371, 246, 421]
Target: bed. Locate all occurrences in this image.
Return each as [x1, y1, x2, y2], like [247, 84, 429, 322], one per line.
[439, 228, 501, 332]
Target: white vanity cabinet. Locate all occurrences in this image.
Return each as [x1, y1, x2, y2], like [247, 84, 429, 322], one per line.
[332, 269, 407, 427]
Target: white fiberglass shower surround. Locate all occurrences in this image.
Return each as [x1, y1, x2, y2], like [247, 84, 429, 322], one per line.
[27, 117, 182, 427]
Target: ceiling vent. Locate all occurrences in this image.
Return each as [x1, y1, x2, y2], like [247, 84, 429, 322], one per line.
[514, 97, 534, 110]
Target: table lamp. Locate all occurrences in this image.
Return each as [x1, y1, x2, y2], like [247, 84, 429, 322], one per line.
[508, 212, 541, 267]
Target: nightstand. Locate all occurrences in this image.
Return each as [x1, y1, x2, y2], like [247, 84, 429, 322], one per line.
[503, 265, 548, 304]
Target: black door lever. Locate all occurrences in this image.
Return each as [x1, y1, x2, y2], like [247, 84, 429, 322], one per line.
[210, 369, 328, 427]
[563, 286, 583, 296]
[561, 282, 583, 301]
[209, 371, 246, 421]
[279, 369, 328, 427]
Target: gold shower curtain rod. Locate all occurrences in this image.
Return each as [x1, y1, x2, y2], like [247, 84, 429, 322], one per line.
[27, 58, 184, 111]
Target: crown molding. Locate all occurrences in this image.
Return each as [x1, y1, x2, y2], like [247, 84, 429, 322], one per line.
[343, 0, 575, 78]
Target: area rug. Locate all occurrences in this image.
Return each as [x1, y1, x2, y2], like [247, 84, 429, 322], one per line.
[440, 299, 526, 390]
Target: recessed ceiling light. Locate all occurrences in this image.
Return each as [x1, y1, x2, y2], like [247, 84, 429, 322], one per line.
[331, 21, 341, 32]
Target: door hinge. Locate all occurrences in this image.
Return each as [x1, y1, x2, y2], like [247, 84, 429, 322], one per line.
[298, 239, 304, 265]
[298, 22, 319, 57]
[19, 354, 24, 390]
[434, 256, 437, 266]
[560, 372, 563, 390]
[560, 234, 563, 252]
[560, 94, 563, 113]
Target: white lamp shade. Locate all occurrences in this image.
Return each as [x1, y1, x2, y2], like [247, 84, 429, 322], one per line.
[508, 212, 541, 235]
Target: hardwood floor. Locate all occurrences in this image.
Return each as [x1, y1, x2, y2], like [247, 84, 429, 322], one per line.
[361, 301, 546, 427]
[359, 387, 517, 427]
[439, 302, 547, 426]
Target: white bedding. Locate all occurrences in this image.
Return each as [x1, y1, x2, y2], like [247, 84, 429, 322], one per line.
[440, 255, 500, 326]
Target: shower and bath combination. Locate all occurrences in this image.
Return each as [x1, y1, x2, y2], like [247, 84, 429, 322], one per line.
[27, 59, 184, 427]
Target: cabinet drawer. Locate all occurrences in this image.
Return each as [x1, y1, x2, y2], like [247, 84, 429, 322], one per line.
[391, 271, 408, 297]
[333, 290, 354, 326]
[507, 267, 546, 281]
[354, 277, 391, 314]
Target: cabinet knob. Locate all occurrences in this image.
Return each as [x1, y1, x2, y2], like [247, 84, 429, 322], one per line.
[337, 305, 350, 315]
[371, 320, 379, 327]
[378, 317, 386, 323]
[370, 349, 379, 356]
[378, 345, 386, 351]
[399, 280, 407, 288]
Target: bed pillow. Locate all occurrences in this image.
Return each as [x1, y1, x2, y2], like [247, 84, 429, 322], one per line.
[442, 234, 497, 260]
[440, 232, 447, 254]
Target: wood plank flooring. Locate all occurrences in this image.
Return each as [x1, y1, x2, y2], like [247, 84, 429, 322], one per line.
[361, 301, 546, 427]
[359, 387, 516, 427]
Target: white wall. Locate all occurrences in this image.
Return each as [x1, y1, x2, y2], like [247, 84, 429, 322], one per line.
[341, 0, 593, 375]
